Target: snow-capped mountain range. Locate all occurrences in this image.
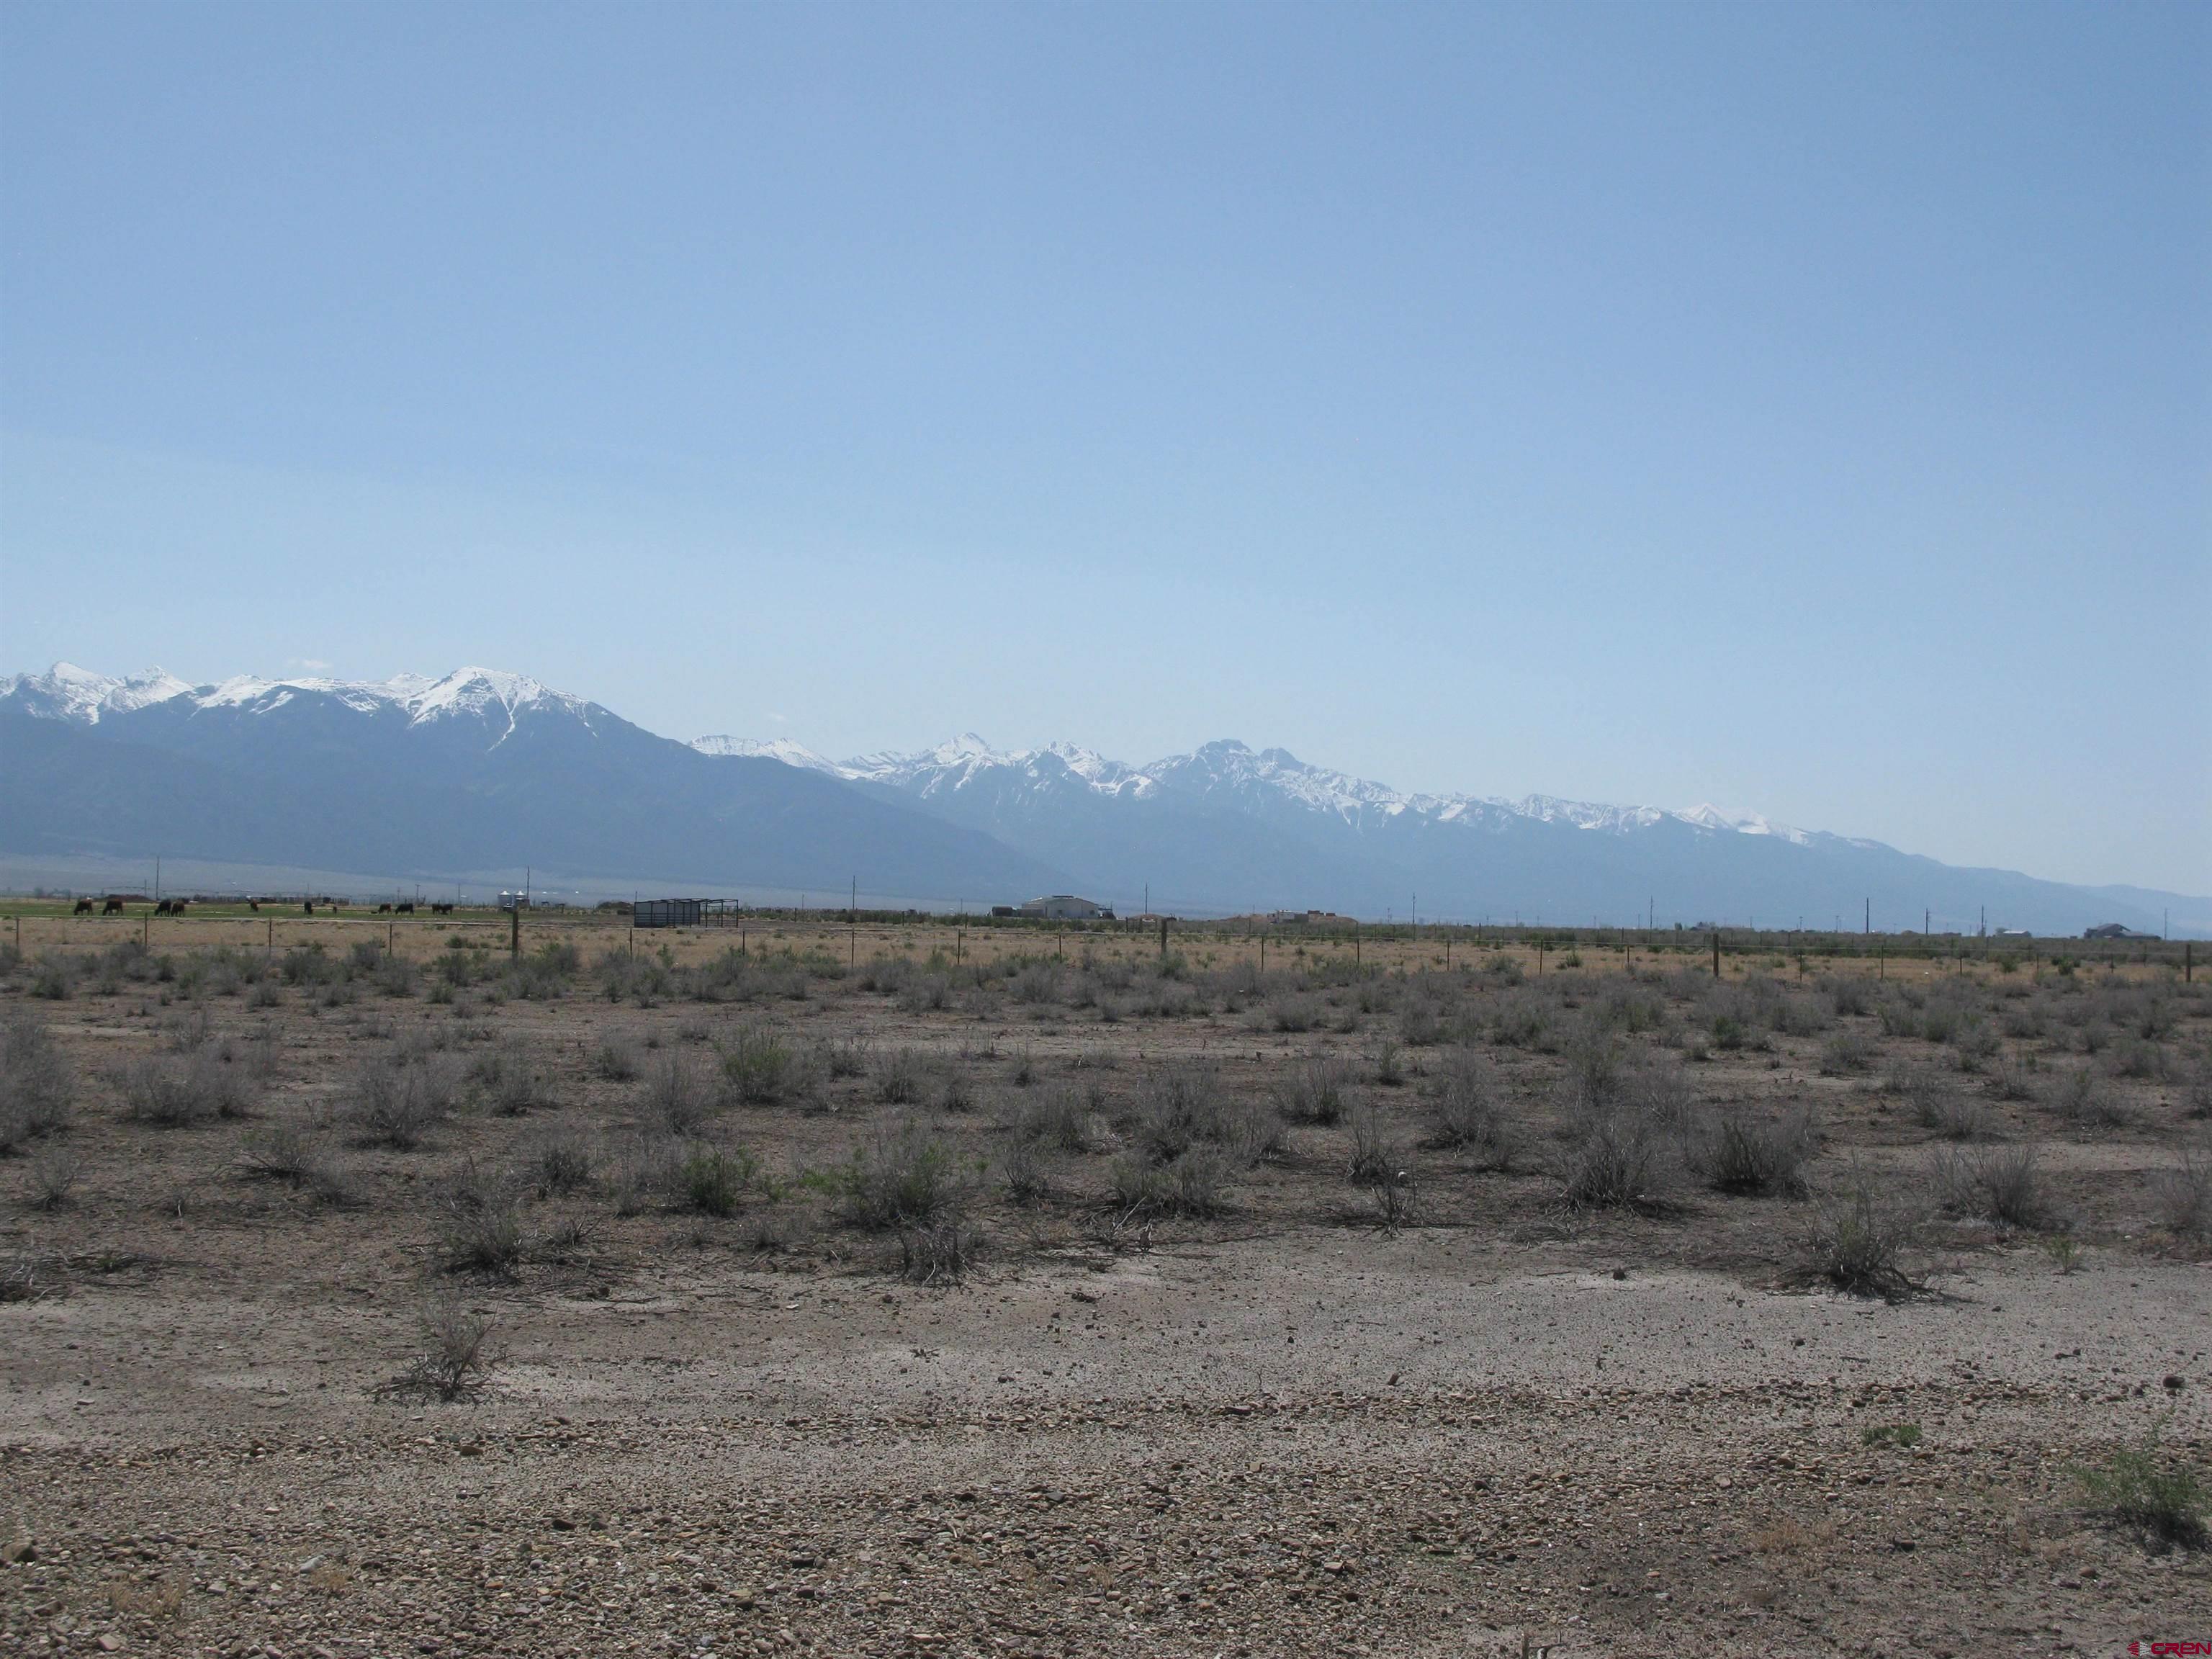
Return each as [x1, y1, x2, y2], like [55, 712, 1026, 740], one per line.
[693, 730, 1824, 847]
[11, 662, 595, 741]
[5, 664, 2204, 932]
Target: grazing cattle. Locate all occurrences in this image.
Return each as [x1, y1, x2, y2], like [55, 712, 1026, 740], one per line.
[248, 899, 261, 912]
[377, 903, 394, 914]
[431, 902, 454, 916]
[73, 898, 94, 915]
[302, 901, 315, 915]
[396, 902, 415, 915]
[102, 896, 125, 915]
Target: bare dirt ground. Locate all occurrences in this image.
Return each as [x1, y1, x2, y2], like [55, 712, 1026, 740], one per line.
[2, 918, 2208, 1658]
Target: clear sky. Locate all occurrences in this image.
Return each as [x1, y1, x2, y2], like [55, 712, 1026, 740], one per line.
[3, 4, 2207, 895]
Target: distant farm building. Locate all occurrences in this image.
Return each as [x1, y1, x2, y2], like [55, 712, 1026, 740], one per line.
[634, 898, 704, 929]
[2083, 922, 2157, 940]
[1015, 894, 1115, 921]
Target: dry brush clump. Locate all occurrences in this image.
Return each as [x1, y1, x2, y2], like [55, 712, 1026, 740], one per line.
[873, 1045, 930, 1105]
[1424, 1050, 1519, 1168]
[642, 1052, 714, 1135]
[835, 1120, 979, 1282]
[1272, 1056, 1355, 1125]
[837, 1119, 968, 1233]
[2152, 1151, 2211, 1249]
[2051, 1068, 2129, 1129]
[472, 1038, 556, 1116]
[591, 1030, 643, 1082]
[1346, 1098, 1400, 1184]
[719, 1022, 803, 1105]
[1012, 1082, 1100, 1153]
[606, 1131, 687, 1216]
[1561, 1102, 1665, 1209]
[433, 1159, 527, 1277]
[25, 1146, 81, 1211]
[1555, 1038, 1676, 1209]
[1128, 1064, 1283, 1168]
[377, 1299, 503, 1403]
[120, 1043, 259, 1127]
[238, 1123, 354, 1205]
[1929, 1141, 2048, 1231]
[898, 1219, 981, 1285]
[1797, 1174, 1925, 1300]
[343, 1047, 462, 1149]
[1892, 1064, 1992, 1141]
[999, 1133, 1050, 1206]
[1108, 1143, 1233, 1219]
[0, 1008, 73, 1152]
[1693, 1106, 1815, 1198]
[523, 1127, 595, 1197]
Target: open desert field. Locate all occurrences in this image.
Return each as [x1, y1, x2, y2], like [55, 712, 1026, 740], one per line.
[2, 917, 2207, 1658]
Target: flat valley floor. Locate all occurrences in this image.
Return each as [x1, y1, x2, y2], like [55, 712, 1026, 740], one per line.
[2, 918, 2207, 1658]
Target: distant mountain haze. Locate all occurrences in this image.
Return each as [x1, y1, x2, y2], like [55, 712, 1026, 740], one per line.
[1, 665, 1069, 904]
[4, 665, 2204, 935]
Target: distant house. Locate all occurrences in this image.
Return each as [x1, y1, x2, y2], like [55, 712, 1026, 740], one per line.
[1015, 894, 1115, 921]
[2083, 922, 2157, 941]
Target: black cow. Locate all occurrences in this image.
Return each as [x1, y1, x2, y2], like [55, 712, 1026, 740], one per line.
[302, 901, 315, 915]
[102, 896, 125, 915]
[73, 898, 94, 915]
[377, 903, 393, 914]
[396, 902, 415, 915]
[431, 902, 454, 916]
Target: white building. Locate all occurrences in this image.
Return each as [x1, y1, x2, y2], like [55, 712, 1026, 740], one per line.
[1015, 894, 1115, 921]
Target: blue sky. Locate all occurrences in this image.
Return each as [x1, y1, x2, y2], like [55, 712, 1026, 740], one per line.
[3, 4, 2206, 894]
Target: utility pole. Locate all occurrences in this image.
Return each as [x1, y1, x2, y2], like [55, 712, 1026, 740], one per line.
[850, 876, 858, 969]
[1864, 899, 1870, 937]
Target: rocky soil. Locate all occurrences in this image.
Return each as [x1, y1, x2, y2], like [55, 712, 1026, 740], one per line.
[3, 922, 2208, 1657]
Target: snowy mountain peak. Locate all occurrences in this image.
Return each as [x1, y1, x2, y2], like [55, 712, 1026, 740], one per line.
[5, 663, 596, 742]
[3, 662, 194, 723]
[1673, 804, 1809, 845]
[189, 665, 582, 729]
[688, 727, 1823, 847]
[692, 735, 840, 771]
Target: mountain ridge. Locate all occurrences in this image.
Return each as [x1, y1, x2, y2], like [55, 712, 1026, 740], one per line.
[5, 664, 2204, 932]
[1, 664, 1071, 905]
